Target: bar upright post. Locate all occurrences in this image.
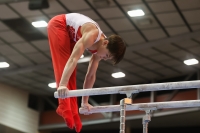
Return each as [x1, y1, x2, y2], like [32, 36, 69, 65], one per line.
[119, 98, 132, 133]
[142, 110, 151, 133]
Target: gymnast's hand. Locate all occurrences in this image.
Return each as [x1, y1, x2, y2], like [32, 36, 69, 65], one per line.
[81, 103, 93, 115]
[57, 85, 69, 99]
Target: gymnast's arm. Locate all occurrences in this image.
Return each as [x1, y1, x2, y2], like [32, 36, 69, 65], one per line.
[81, 54, 101, 110]
[58, 27, 98, 99]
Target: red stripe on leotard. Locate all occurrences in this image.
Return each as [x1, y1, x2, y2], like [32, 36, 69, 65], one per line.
[87, 49, 97, 54]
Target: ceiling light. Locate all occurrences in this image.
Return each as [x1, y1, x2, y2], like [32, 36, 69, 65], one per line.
[184, 58, 199, 65]
[127, 9, 145, 17]
[80, 55, 84, 58]
[48, 82, 56, 88]
[32, 20, 48, 28]
[78, 56, 91, 63]
[0, 62, 9, 68]
[112, 72, 125, 78]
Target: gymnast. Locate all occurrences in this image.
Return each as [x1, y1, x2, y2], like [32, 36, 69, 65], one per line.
[47, 13, 126, 132]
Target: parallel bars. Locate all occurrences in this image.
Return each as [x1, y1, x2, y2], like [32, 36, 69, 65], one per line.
[53, 80, 200, 133]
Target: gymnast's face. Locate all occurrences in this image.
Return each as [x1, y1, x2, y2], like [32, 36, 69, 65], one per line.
[96, 40, 112, 60]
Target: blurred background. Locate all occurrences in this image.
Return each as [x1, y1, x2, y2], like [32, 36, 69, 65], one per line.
[0, 0, 200, 133]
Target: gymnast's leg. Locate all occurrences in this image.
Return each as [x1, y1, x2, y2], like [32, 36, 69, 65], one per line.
[47, 14, 74, 129]
[68, 66, 82, 132]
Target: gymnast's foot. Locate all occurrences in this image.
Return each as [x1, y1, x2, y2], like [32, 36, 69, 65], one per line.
[56, 106, 74, 129]
[56, 106, 63, 116]
[73, 114, 82, 133]
[63, 110, 74, 129]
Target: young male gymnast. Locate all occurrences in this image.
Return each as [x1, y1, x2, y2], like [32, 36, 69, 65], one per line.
[47, 13, 126, 132]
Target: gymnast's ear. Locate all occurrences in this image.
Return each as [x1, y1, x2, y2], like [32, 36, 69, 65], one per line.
[103, 39, 109, 46]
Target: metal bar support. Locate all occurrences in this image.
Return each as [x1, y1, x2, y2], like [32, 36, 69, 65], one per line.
[142, 110, 151, 133]
[119, 98, 132, 133]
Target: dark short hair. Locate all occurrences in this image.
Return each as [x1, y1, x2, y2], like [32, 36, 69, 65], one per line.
[105, 35, 126, 65]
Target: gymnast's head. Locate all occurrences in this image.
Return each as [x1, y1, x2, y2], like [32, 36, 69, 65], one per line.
[97, 34, 126, 65]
